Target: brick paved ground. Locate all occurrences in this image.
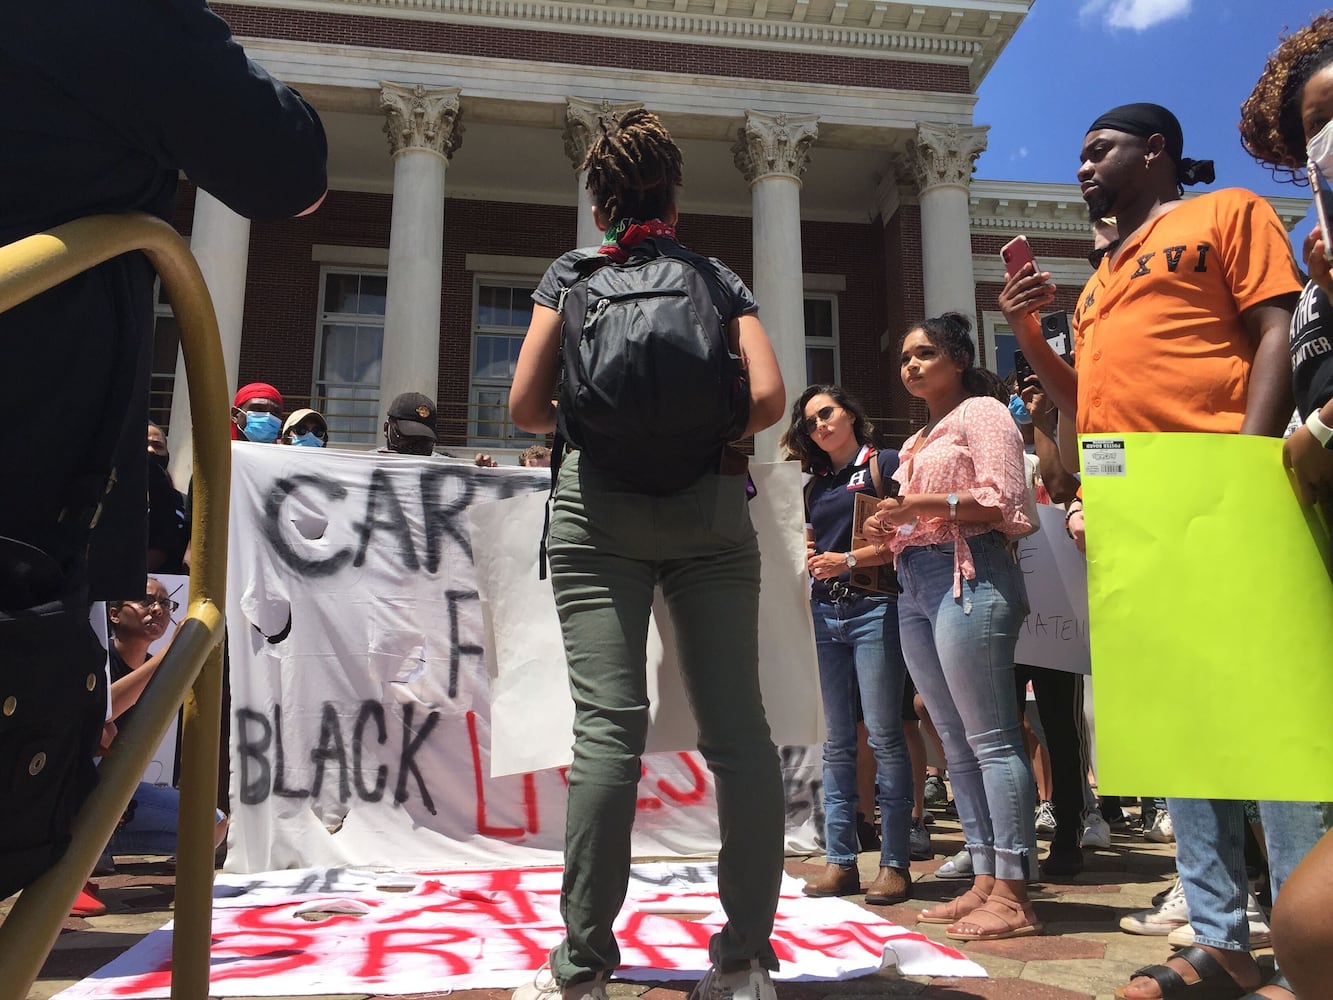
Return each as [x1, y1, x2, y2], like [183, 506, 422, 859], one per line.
[4, 808, 1278, 1000]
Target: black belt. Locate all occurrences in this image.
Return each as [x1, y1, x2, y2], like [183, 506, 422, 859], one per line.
[816, 580, 875, 607]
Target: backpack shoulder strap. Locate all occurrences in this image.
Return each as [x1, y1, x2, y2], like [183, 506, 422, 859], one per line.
[867, 449, 884, 499]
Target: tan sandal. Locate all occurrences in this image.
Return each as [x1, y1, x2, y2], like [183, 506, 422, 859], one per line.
[917, 885, 988, 925]
[944, 893, 1043, 941]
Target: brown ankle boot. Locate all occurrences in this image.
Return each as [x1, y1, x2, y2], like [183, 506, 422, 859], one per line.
[802, 862, 861, 897]
[864, 865, 912, 905]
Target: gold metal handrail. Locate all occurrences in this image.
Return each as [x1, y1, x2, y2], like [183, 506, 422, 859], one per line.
[0, 213, 228, 1000]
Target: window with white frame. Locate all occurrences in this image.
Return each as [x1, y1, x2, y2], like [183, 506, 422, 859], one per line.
[314, 269, 386, 445]
[149, 279, 181, 430]
[470, 279, 539, 445]
[982, 312, 1019, 383]
[804, 295, 839, 386]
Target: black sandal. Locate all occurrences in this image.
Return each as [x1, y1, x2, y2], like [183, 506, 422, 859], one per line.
[1114, 946, 1250, 1000]
[1238, 971, 1293, 999]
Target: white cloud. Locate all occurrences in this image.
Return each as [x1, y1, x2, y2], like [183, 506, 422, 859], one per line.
[1012, 146, 1030, 161]
[1078, 0, 1192, 31]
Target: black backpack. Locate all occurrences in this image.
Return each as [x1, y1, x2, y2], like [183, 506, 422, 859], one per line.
[552, 237, 750, 495]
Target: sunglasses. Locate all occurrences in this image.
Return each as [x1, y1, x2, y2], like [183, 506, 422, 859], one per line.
[802, 405, 841, 434]
[132, 596, 179, 614]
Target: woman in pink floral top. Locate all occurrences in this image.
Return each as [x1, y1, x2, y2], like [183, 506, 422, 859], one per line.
[864, 312, 1039, 942]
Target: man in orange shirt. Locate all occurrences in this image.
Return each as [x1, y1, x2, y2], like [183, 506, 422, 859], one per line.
[999, 104, 1320, 1000]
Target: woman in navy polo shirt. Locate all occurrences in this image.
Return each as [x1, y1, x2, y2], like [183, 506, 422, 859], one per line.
[787, 384, 914, 906]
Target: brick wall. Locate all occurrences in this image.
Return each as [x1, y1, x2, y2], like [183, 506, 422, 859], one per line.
[212, 3, 969, 93]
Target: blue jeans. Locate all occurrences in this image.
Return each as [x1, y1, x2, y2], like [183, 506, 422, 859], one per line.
[546, 451, 784, 985]
[1170, 797, 1331, 951]
[811, 594, 912, 869]
[108, 781, 180, 856]
[897, 532, 1036, 881]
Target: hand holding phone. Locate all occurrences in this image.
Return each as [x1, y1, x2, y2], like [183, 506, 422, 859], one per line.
[1001, 235, 1039, 280]
[1013, 349, 1038, 390]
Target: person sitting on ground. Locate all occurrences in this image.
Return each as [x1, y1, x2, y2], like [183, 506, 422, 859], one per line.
[281, 407, 328, 448]
[381, 392, 438, 456]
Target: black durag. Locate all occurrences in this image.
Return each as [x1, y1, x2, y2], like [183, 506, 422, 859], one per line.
[1086, 102, 1216, 186]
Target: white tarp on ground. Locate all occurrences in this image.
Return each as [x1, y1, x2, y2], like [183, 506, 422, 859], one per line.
[52, 863, 985, 998]
[225, 446, 824, 873]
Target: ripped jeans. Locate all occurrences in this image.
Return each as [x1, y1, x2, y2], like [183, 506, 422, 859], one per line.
[897, 531, 1037, 881]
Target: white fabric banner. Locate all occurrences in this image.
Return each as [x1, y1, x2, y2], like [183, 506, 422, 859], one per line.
[225, 446, 823, 873]
[53, 863, 983, 998]
[469, 460, 824, 776]
[1012, 504, 1091, 674]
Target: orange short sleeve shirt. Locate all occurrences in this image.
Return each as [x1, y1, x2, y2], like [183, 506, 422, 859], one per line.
[1072, 187, 1301, 435]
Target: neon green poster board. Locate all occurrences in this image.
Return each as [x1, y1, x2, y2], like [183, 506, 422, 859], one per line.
[1081, 433, 1333, 801]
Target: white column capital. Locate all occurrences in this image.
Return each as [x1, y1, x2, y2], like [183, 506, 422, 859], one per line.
[563, 97, 644, 169]
[733, 111, 819, 185]
[903, 122, 988, 193]
[380, 82, 464, 159]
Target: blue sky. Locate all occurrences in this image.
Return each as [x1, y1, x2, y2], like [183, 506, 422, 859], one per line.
[975, 0, 1321, 252]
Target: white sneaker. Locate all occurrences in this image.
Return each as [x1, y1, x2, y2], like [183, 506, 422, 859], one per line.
[1080, 813, 1112, 849]
[1165, 892, 1271, 949]
[690, 960, 776, 1000]
[1145, 810, 1175, 844]
[935, 848, 973, 880]
[1119, 876, 1188, 935]
[513, 966, 609, 1000]
[1035, 800, 1057, 835]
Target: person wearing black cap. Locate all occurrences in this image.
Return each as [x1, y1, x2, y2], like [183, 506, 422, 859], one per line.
[381, 391, 439, 456]
[999, 105, 1317, 1000]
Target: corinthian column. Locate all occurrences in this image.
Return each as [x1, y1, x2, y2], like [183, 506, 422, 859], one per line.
[378, 82, 463, 418]
[564, 98, 643, 248]
[902, 122, 988, 342]
[733, 111, 818, 460]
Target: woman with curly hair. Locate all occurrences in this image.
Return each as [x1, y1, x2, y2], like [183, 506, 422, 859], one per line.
[1241, 14, 1333, 997]
[864, 312, 1040, 942]
[785, 384, 916, 906]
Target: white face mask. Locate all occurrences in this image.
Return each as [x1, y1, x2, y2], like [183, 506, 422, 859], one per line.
[1308, 119, 1333, 174]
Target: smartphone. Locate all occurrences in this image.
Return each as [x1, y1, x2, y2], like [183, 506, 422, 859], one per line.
[1000, 235, 1038, 279]
[1310, 159, 1333, 264]
[1039, 311, 1074, 361]
[1013, 349, 1038, 390]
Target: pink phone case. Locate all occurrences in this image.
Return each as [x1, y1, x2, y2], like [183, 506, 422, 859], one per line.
[1000, 235, 1036, 279]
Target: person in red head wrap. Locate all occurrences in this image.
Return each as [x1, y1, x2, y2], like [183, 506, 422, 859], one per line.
[231, 382, 284, 442]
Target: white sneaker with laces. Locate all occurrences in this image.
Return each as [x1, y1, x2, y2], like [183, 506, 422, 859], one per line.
[1144, 810, 1175, 844]
[1165, 892, 1271, 949]
[1080, 813, 1112, 849]
[689, 960, 776, 1000]
[1119, 876, 1188, 935]
[1035, 800, 1057, 835]
[512, 965, 609, 1000]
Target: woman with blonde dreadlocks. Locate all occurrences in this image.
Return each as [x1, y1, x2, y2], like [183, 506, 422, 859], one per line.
[510, 109, 787, 1000]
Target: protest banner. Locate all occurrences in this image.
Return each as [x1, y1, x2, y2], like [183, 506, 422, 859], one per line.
[225, 446, 823, 873]
[1012, 504, 1091, 674]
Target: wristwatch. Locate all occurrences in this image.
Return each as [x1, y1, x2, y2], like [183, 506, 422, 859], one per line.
[1306, 409, 1333, 450]
[946, 493, 959, 521]
[844, 551, 858, 569]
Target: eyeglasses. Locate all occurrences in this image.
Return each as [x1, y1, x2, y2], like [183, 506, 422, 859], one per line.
[802, 405, 841, 434]
[132, 596, 179, 614]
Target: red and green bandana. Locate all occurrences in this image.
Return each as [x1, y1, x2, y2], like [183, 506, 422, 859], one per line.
[597, 218, 677, 263]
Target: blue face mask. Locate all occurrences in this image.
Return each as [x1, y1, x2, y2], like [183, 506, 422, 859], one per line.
[289, 430, 325, 448]
[1008, 394, 1032, 426]
[243, 411, 282, 443]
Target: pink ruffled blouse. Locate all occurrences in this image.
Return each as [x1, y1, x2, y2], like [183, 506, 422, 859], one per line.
[889, 395, 1032, 596]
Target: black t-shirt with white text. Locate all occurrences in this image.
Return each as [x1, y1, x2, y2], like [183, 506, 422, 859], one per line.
[1291, 280, 1333, 421]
